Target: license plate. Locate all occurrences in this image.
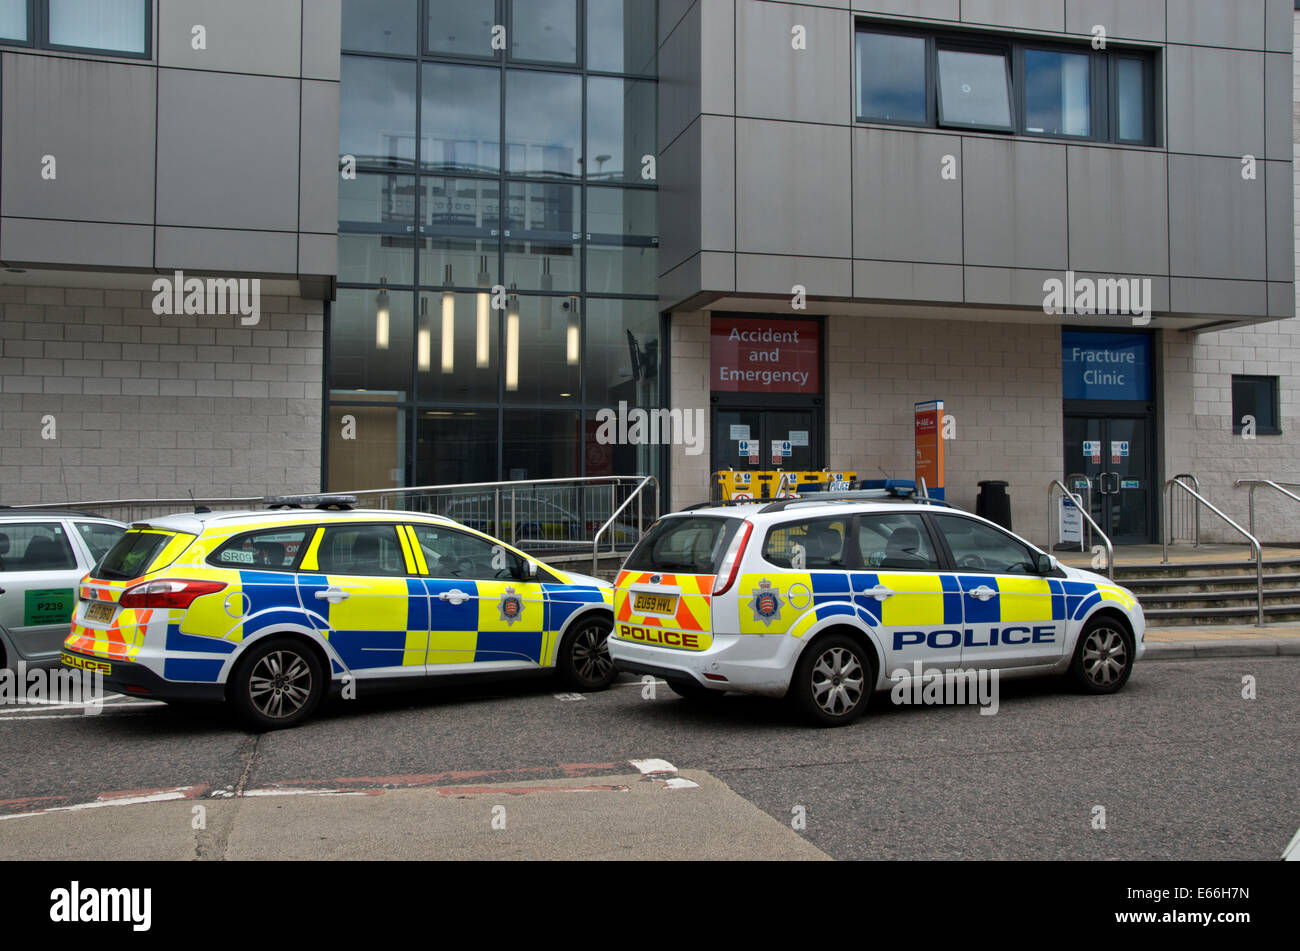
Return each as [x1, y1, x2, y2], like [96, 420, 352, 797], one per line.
[62, 652, 111, 675]
[633, 593, 678, 615]
[85, 602, 115, 623]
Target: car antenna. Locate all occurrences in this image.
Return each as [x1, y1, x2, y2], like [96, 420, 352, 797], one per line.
[189, 489, 211, 515]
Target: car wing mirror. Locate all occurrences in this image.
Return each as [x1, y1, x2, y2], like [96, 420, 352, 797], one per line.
[1037, 553, 1059, 575]
[520, 560, 537, 580]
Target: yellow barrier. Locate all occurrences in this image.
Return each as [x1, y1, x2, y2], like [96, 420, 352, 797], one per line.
[713, 470, 858, 501]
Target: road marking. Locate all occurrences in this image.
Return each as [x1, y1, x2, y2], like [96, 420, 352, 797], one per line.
[629, 758, 700, 790]
[0, 712, 153, 722]
[0, 786, 206, 821]
[629, 758, 678, 775]
[553, 693, 586, 701]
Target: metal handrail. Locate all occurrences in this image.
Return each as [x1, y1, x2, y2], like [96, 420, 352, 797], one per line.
[1049, 480, 1114, 580]
[1234, 479, 1300, 538]
[1164, 478, 1263, 626]
[1170, 473, 1201, 547]
[592, 475, 659, 573]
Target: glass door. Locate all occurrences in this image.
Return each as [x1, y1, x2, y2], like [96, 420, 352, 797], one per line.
[1063, 416, 1153, 545]
[711, 408, 822, 484]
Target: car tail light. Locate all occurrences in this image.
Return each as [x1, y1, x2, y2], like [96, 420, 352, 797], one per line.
[712, 522, 753, 596]
[119, 579, 226, 609]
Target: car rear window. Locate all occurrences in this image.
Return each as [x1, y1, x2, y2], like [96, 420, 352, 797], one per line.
[623, 516, 742, 575]
[75, 522, 126, 563]
[97, 530, 175, 580]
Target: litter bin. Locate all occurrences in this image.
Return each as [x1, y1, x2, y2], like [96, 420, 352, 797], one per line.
[976, 480, 1012, 531]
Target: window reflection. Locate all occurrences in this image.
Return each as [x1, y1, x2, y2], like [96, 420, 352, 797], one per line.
[342, 0, 416, 55]
[422, 63, 501, 173]
[427, 0, 497, 57]
[857, 31, 927, 123]
[510, 0, 577, 64]
[341, 57, 418, 168]
[1024, 49, 1090, 137]
[937, 48, 1012, 129]
[330, 288, 414, 398]
[587, 0, 656, 74]
[586, 77, 656, 182]
[506, 70, 582, 177]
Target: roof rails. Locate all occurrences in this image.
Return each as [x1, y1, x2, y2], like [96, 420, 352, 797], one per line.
[679, 491, 963, 515]
[264, 495, 358, 511]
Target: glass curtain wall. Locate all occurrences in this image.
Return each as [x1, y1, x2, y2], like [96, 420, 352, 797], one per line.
[332, 0, 660, 490]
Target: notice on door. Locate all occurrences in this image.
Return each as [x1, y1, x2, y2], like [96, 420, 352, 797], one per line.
[1111, 440, 1129, 463]
[788, 430, 809, 447]
[24, 588, 75, 626]
[729, 424, 751, 441]
[1083, 440, 1101, 463]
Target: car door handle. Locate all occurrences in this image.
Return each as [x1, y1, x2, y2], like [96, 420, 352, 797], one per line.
[865, 584, 895, 602]
[968, 585, 997, 601]
[439, 589, 471, 605]
[314, 587, 349, 604]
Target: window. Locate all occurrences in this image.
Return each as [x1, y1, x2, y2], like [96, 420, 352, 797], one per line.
[426, 0, 497, 58]
[506, 70, 582, 178]
[937, 47, 1012, 130]
[859, 514, 939, 571]
[315, 525, 408, 576]
[510, 0, 577, 64]
[764, 518, 850, 570]
[0, 0, 27, 42]
[856, 30, 927, 124]
[421, 63, 501, 173]
[343, 0, 417, 55]
[1113, 55, 1152, 143]
[1024, 48, 1091, 137]
[0, 522, 77, 572]
[96, 530, 177, 581]
[47, 0, 147, 55]
[624, 517, 744, 575]
[74, 522, 126, 563]
[933, 516, 1038, 575]
[1232, 376, 1281, 435]
[210, 530, 310, 570]
[855, 23, 1157, 145]
[410, 525, 522, 580]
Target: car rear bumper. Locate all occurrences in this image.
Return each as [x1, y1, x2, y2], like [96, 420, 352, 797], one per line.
[608, 632, 800, 698]
[60, 648, 225, 703]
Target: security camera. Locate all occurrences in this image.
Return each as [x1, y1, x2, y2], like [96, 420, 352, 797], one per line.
[560, 299, 573, 311]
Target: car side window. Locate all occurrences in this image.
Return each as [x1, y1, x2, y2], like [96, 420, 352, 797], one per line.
[933, 515, 1038, 575]
[764, 518, 850, 570]
[211, 529, 310, 570]
[410, 525, 522, 581]
[859, 514, 940, 570]
[315, 525, 408, 576]
[0, 522, 77, 572]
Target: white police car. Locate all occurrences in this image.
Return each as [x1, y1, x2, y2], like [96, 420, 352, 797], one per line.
[608, 498, 1145, 725]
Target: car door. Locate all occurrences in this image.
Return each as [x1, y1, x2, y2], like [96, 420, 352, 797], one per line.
[295, 523, 427, 678]
[407, 523, 546, 669]
[853, 512, 964, 674]
[928, 514, 1064, 669]
[0, 520, 85, 664]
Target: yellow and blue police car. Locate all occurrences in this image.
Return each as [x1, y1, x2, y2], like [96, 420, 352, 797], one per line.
[61, 497, 615, 729]
[608, 497, 1145, 725]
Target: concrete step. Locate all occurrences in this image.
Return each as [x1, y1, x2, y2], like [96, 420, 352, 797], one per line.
[1123, 572, 1300, 592]
[1109, 557, 1300, 581]
[1144, 603, 1300, 625]
[1137, 588, 1300, 611]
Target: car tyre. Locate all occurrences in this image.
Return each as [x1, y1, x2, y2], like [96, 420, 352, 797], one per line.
[557, 616, 617, 691]
[790, 634, 872, 727]
[228, 637, 325, 731]
[1068, 616, 1135, 694]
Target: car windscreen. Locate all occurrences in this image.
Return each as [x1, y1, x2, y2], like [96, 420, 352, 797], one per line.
[96, 530, 175, 581]
[623, 516, 743, 575]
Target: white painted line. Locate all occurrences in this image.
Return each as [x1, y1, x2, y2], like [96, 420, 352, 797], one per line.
[612, 678, 667, 687]
[0, 712, 153, 722]
[553, 693, 586, 701]
[0, 788, 197, 821]
[629, 758, 678, 775]
[662, 777, 700, 790]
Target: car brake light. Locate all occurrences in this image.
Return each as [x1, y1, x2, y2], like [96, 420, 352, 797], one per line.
[119, 579, 227, 609]
[713, 522, 753, 596]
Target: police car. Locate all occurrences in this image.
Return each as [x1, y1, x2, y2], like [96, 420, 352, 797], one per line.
[61, 498, 615, 729]
[608, 497, 1145, 725]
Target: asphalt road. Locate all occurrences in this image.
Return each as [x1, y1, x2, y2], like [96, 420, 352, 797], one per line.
[1, 656, 1296, 860]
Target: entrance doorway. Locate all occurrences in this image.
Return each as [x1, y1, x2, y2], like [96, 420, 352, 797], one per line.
[711, 406, 823, 477]
[1063, 415, 1155, 545]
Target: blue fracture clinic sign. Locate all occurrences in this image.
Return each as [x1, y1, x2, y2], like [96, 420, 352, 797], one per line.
[1062, 332, 1151, 401]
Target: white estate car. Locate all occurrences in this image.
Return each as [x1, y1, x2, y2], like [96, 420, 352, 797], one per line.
[608, 498, 1145, 725]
